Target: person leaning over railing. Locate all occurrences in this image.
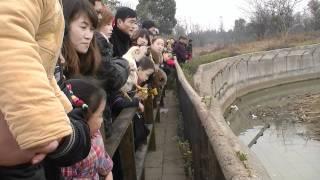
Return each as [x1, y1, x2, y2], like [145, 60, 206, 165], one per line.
[109, 57, 155, 149]
[108, 48, 148, 119]
[94, 4, 131, 138]
[0, 0, 91, 179]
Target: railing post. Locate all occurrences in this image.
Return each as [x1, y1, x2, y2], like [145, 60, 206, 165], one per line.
[144, 95, 154, 124]
[119, 122, 137, 180]
[153, 93, 161, 123]
[200, 125, 209, 180]
[192, 110, 201, 180]
[144, 95, 156, 151]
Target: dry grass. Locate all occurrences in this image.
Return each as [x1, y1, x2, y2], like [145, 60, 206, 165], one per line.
[238, 32, 320, 53]
[194, 32, 320, 58]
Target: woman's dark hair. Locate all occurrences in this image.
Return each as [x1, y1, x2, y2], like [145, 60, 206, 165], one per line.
[131, 29, 151, 46]
[138, 56, 155, 71]
[62, 0, 101, 78]
[179, 35, 188, 40]
[142, 20, 156, 30]
[66, 78, 106, 120]
[88, 0, 101, 5]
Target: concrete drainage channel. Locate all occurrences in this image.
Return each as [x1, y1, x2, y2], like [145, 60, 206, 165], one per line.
[225, 79, 320, 180]
[189, 44, 320, 179]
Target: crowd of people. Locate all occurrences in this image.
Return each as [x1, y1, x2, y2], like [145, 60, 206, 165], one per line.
[0, 0, 192, 179]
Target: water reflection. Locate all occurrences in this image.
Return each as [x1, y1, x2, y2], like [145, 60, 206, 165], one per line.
[224, 79, 320, 180]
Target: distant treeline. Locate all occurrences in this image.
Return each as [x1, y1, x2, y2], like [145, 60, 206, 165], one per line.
[175, 0, 320, 47]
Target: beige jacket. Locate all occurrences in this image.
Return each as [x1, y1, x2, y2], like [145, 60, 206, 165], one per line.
[0, 0, 72, 152]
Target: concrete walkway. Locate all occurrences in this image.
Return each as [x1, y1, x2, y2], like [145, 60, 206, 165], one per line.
[145, 91, 187, 180]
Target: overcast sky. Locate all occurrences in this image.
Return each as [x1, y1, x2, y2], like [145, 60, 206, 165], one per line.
[118, 0, 310, 31]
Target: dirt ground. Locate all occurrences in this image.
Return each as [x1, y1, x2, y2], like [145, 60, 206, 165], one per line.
[250, 93, 320, 141]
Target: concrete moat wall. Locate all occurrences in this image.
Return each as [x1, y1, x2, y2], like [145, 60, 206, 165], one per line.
[194, 44, 320, 112]
[190, 44, 320, 179]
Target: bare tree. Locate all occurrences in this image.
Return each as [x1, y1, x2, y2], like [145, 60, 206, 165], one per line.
[308, 0, 320, 30]
[174, 21, 187, 37]
[233, 18, 250, 42]
[246, 0, 302, 38]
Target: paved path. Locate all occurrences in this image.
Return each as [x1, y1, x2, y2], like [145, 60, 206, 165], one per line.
[145, 91, 187, 180]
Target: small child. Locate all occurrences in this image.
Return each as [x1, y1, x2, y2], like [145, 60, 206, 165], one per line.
[61, 79, 113, 180]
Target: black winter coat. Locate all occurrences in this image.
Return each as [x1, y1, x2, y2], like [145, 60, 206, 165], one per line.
[173, 41, 188, 63]
[109, 91, 140, 119]
[95, 32, 113, 63]
[96, 32, 129, 93]
[96, 32, 130, 138]
[110, 27, 131, 57]
[44, 108, 91, 180]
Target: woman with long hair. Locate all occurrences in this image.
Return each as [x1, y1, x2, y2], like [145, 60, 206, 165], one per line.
[62, 0, 101, 78]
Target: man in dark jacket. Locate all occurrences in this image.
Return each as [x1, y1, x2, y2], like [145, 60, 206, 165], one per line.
[173, 36, 189, 63]
[110, 7, 137, 57]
